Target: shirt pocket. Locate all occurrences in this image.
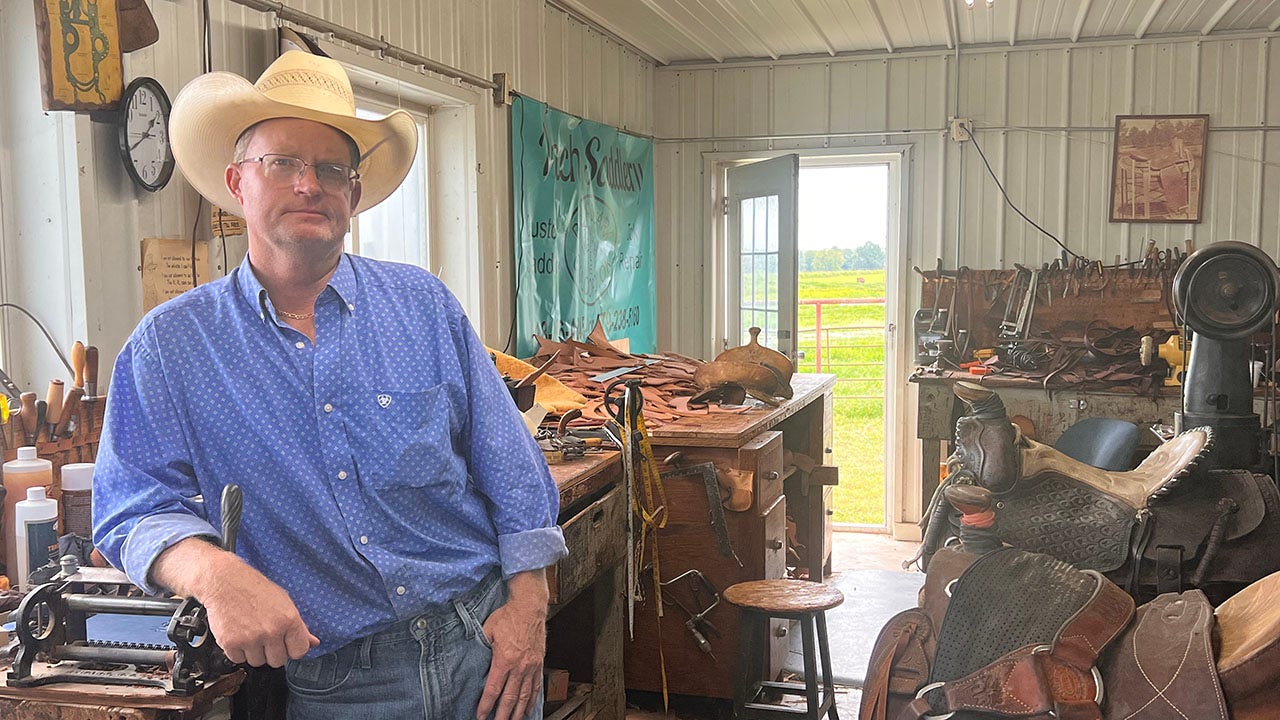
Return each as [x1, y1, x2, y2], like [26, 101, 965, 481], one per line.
[359, 383, 459, 490]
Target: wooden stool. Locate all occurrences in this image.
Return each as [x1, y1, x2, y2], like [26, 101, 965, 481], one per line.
[724, 579, 843, 719]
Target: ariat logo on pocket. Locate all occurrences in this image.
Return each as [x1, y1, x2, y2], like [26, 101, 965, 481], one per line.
[377, 393, 393, 408]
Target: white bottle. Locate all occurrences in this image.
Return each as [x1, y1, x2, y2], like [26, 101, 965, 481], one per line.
[14, 486, 58, 591]
[4, 447, 54, 585]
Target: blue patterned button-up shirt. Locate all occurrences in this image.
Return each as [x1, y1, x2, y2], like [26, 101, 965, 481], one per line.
[93, 253, 567, 656]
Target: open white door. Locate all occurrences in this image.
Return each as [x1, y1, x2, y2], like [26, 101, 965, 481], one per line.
[725, 155, 800, 358]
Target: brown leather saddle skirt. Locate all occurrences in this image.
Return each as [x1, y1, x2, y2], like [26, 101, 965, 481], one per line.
[860, 547, 1280, 720]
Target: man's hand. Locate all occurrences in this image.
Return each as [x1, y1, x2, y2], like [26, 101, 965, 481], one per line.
[477, 569, 549, 720]
[152, 538, 319, 667]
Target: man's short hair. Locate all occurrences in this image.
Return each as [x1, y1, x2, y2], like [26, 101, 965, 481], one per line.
[232, 120, 361, 168]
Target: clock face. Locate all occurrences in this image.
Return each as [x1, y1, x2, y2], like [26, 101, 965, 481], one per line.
[119, 78, 175, 192]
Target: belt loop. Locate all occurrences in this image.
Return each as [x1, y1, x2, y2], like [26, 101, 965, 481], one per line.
[358, 633, 373, 669]
[453, 599, 476, 640]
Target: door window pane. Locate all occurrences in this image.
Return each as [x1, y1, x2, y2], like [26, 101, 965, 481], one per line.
[738, 194, 780, 346]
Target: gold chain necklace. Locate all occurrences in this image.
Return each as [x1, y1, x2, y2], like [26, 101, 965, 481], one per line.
[277, 308, 315, 320]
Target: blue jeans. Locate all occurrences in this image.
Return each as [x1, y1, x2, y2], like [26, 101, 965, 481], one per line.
[285, 571, 542, 719]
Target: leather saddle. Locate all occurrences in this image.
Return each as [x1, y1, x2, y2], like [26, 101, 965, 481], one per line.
[919, 381, 1280, 601]
[860, 540, 1280, 720]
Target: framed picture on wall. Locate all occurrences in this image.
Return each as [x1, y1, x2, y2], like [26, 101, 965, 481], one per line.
[1109, 114, 1209, 223]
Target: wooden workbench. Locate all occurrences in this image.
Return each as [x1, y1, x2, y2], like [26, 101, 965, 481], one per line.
[0, 669, 243, 719]
[545, 451, 626, 720]
[624, 373, 838, 700]
[650, 373, 836, 449]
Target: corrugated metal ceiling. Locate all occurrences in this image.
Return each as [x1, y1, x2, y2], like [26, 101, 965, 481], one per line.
[554, 0, 1280, 65]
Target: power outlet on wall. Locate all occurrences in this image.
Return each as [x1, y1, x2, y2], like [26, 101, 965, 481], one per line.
[950, 117, 973, 142]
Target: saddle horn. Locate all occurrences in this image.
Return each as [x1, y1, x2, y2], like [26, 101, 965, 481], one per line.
[953, 381, 1008, 419]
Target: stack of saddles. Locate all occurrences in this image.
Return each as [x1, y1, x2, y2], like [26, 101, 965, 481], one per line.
[861, 383, 1280, 720]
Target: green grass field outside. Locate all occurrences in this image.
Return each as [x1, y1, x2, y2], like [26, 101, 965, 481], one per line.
[796, 269, 887, 526]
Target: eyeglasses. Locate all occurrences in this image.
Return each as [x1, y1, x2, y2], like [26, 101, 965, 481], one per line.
[238, 154, 360, 193]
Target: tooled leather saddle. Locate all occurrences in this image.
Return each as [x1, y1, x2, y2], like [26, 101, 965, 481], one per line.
[918, 381, 1280, 602]
[861, 539, 1280, 720]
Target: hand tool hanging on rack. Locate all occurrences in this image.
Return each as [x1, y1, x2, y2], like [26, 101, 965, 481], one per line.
[913, 266, 948, 365]
[998, 267, 1032, 341]
[603, 378, 673, 708]
[44, 380, 63, 443]
[660, 452, 742, 568]
[913, 260, 969, 365]
[651, 568, 721, 661]
[18, 392, 38, 444]
[0, 368, 22, 404]
[998, 267, 1045, 370]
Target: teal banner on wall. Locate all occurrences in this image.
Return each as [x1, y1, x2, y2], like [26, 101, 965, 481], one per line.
[511, 95, 656, 357]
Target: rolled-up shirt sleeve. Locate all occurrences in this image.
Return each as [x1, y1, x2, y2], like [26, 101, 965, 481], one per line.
[445, 293, 568, 577]
[93, 324, 219, 595]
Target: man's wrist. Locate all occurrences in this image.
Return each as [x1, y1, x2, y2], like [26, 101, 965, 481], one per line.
[154, 536, 235, 600]
[505, 568, 550, 612]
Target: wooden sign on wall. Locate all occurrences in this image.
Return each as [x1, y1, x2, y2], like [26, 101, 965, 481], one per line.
[33, 0, 124, 111]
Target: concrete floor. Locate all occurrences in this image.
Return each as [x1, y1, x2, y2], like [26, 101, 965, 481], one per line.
[623, 530, 920, 719]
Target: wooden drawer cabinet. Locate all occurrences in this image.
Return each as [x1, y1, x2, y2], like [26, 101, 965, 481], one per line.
[624, 429, 790, 699]
[619, 375, 838, 700]
[548, 485, 627, 606]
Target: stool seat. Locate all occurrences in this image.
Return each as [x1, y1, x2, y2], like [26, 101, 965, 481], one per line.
[724, 579, 844, 614]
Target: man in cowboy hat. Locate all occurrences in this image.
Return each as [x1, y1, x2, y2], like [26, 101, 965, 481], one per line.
[93, 51, 566, 720]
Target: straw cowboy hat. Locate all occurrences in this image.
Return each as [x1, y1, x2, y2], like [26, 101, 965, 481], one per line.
[170, 50, 418, 216]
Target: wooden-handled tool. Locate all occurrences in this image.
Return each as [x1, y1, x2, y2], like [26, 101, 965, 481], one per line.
[19, 392, 38, 446]
[84, 346, 99, 397]
[45, 379, 64, 442]
[54, 387, 84, 439]
[71, 341, 86, 389]
[35, 400, 47, 443]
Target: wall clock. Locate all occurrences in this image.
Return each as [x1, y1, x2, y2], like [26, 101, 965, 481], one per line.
[117, 77, 175, 192]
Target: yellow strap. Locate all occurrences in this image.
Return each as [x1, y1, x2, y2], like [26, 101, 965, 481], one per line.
[623, 390, 671, 708]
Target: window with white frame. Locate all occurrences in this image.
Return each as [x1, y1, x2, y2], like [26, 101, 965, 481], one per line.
[349, 100, 430, 271]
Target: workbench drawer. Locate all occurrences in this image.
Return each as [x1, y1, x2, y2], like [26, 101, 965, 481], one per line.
[741, 431, 784, 514]
[548, 486, 626, 606]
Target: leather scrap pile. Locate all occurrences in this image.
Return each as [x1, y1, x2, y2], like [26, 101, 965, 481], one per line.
[526, 335, 733, 427]
[523, 323, 794, 428]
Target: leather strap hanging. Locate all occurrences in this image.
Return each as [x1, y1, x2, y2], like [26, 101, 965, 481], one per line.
[610, 379, 672, 708]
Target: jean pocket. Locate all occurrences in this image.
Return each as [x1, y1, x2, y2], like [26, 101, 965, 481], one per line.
[455, 576, 508, 652]
[285, 646, 356, 695]
[453, 600, 495, 651]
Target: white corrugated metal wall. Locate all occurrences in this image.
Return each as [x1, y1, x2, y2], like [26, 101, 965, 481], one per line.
[654, 34, 1280, 358]
[652, 33, 1279, 529]
[0, 0, 653, 389]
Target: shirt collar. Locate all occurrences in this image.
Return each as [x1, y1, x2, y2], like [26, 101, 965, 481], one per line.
[235, 253, 361, 324]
